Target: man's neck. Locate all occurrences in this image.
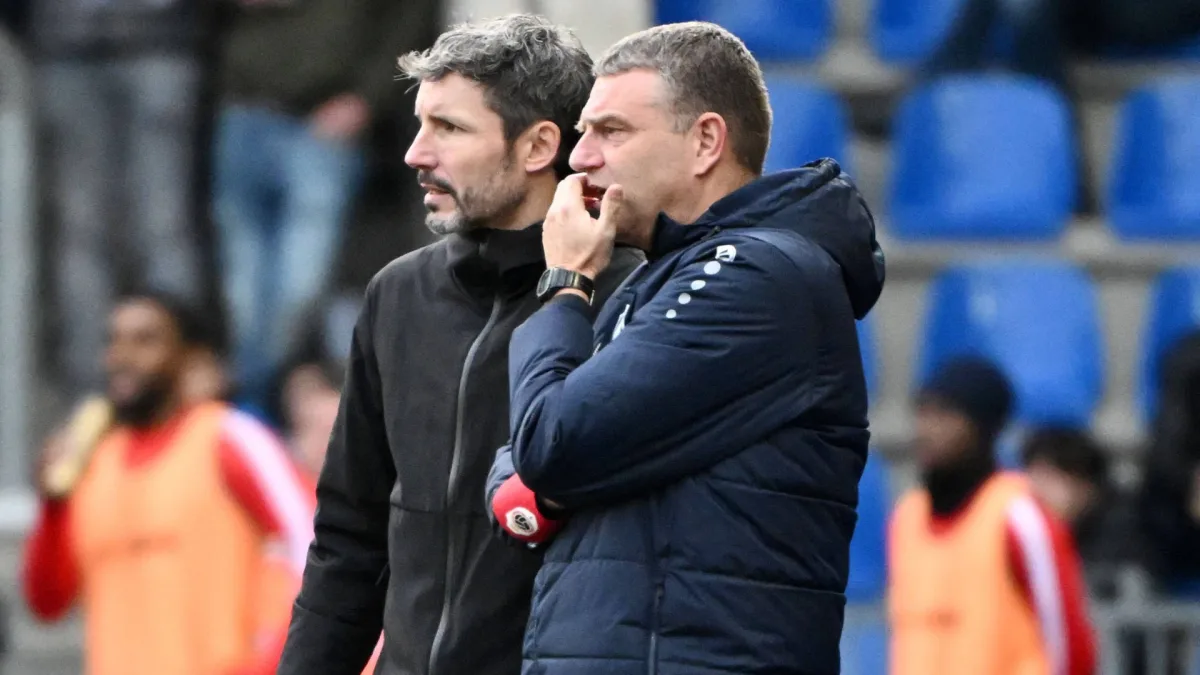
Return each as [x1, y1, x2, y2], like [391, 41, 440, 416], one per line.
[128, 397, 183, 432]
[486, 178, 556, 232]
[666, 167, 757, 229]
[923, 450, 996, 518]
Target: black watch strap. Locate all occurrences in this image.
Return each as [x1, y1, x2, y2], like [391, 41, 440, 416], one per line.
[537, 267, 595, 304]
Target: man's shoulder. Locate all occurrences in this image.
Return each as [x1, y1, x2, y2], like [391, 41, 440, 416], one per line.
[368, 238, 450, 293]
[675, 229, 821, 282]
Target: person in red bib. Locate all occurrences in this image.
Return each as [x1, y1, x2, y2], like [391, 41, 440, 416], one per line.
[230, 359, 381, 675]
[21, 290, 313, 675]
[888, 356, 1096, 675]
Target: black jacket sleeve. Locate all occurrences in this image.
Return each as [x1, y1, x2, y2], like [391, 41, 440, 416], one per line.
[278, 278, 395, 675]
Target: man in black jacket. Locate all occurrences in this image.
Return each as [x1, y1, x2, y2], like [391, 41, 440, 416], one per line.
[32, 0, 208, 397]
[277, 15, 641, 675]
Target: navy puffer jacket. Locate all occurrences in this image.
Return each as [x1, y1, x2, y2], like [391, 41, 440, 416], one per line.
[488, 159, 885, 675]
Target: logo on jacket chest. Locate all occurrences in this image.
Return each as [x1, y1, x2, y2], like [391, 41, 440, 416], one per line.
[611, 303, 631, 340]
[594, 302, 633, 355]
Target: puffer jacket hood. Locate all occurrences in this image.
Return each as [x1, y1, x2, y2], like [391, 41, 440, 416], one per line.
[652, 157, 885, 319]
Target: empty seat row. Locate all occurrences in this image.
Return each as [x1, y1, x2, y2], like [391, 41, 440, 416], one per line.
[656, 0, 1200, 64]
[854, 261, 1200, 429]
[835, 265, 1200, 609]
[764, 74, 1200, 241]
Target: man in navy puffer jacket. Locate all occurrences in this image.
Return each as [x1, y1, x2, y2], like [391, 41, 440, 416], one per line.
[487, 21, 885, 675]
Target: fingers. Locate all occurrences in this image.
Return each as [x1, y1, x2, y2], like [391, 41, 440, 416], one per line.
[598, 184, 624, 235]
[547, 174, 589, 224]
[552, 173, 586, 206]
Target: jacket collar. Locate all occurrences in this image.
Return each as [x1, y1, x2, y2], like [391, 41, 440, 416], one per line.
[648, 213, 717, 261]
[447, 223, 546, 291]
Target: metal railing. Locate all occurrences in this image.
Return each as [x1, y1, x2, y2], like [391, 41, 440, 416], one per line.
[0, 25, 36, 525]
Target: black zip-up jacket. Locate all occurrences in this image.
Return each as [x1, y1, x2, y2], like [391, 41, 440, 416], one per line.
[278, 224, 641, 675]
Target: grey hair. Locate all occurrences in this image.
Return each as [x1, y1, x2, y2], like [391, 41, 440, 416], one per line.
[596, 22, 773, 175]
[398, 14, 594, 178]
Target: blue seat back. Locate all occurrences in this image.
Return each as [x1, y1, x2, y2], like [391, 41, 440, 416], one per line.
[840, 613, 889, 675]
[918, 259, 1104, 427]
[889, 75, 1075, 241]
[870, 0, 965, 63]
[846, 450, 889, 603]
[1109, 77, 1200, 240]
[857, 317, 878, 403]
[764, 78, 851, 175]
[654, 0, 831, 61]
[1140, 267, 1200, 421]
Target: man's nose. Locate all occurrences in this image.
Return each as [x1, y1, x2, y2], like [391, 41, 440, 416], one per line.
[405, 129, 436, 170]
[569, 134, 603, 173]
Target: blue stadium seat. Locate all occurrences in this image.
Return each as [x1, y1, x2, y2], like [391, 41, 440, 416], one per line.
[1108, 77, 1200, 240]
[870, 0, 965, 63]
[889, 76, 1076, 241]
[764, 78, 851, 175]
[918, 259, 1104, 427]
[840, 613, 889, 675]
[654, 0, 831, 62]
[1139, 267, 1200, 421]
[857, 317, 878, 403]
[846, 450, 889, 603]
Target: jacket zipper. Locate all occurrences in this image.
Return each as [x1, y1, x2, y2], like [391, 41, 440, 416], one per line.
[648, 583, 664, 675]
[427, 295, 505, 675]
[647, 493, 666, 675]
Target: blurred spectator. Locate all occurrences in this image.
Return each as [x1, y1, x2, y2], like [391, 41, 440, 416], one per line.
[231, 357, 382, 675]
[31, 0, 208, 396]
[231, 291, 360, 427]
[0, 0, 27, 36]
[1139, 329, 1200, 590]
[212, 0, 439, 408]
[1021, 427, 1142, 599]
[20, 289, 311, 675]
[181, 343, 232, 405]
[889, 356, 1095, 675]
[279, 359, 342, 478]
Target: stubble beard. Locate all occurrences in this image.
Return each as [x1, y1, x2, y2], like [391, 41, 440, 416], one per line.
[423, 155, 528, 236]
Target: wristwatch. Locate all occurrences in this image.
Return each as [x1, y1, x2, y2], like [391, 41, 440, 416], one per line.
[536, 267, 595, 304]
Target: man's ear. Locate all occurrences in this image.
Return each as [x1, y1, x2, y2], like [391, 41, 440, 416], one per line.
[520, 120, 562, 175]
[691, 112, 728, 177]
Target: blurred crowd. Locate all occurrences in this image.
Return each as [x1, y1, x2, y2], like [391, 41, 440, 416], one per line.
[1, 0, 443, 423]
[0, 1, 444, 671]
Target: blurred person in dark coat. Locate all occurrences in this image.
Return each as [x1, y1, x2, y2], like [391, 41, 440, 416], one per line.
[212, 0, 440, 408]
[31, 0, 209, 397]
[1139, 329, 1200, 590]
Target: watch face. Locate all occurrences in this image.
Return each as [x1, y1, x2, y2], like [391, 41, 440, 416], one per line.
[536, 270, 554, 297]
